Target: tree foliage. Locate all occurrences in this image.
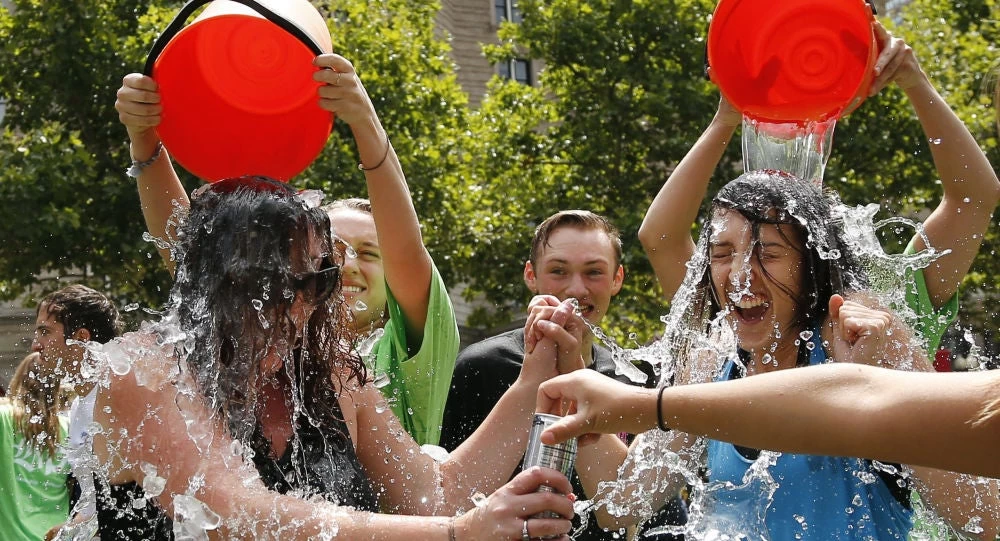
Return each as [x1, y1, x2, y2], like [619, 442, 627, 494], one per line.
[0, 0, 997, 345]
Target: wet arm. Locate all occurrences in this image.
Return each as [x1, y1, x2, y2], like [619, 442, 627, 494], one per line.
[354, 367, 545, 516]
[96, 364, 461, 540]
[903, 74, 1000, 308]
[908, 466, 999, 541]
[638, 103, 740, 300]
[131, 132, 189, 276]
[116, 74, 190, 275]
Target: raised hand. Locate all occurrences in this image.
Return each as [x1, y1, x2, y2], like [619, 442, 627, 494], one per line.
[114, 73, 163, 159]
[868, 20, 925, 96]
[827, 293, 894, 366]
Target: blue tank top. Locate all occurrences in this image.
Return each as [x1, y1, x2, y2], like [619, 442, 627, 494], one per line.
[705, 329, 913, 540]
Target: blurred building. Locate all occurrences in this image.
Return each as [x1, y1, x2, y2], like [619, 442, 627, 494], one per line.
[438, 0, 538, 107]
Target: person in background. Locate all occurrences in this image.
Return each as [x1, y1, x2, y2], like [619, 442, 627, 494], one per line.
[33, 284, 122, 540]
[441, 210, 687, 540]
[0, 352, 71, 540]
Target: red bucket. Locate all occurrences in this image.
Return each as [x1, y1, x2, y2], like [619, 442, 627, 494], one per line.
[145, 0, 333, 182]
[707, 0, 877, 124]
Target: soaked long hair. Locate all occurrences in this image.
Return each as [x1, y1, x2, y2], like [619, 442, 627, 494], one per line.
[693, 170, 868, 366]
[166, 177, 364, 445]
[9, 352, 64, 458]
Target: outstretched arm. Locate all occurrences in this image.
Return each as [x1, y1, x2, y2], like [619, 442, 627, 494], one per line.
[868, 22, 1000, 309]
[538, 365, 1000, 482]
[115, 74, 189, 275]
[314, 55, 434, 343]
[638, 98, 741, 300]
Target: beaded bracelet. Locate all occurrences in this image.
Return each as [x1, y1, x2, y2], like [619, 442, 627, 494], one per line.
[126, 141, 164, 179]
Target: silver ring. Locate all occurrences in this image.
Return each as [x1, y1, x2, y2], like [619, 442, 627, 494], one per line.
[521, 518, 530, 541]
[334, 71, 344, 86]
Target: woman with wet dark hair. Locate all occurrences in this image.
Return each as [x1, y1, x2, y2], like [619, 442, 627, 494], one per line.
[535, 170, 999, 540]
[85, 178, 577, 540]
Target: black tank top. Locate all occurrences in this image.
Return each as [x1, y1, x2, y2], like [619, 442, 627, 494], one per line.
[97, 399, 378, 539]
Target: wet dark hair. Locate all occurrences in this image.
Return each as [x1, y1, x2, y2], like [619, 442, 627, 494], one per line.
[698, 170, 868, 364]
[530, 210, 623, 267]
[168, 177, 363, 446]
[38, 284, 121, 343]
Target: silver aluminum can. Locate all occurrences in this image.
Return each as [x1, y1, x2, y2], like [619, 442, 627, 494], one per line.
[523, 412, 578, 519]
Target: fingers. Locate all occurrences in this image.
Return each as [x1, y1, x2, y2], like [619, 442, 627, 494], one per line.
[509, 467, 574, 501]
[313, 53, 355, 73]
[536, 374, 572, 417]
[539, 413, 589, 446]
[116, 74, 162, 130]
[523, 517, 573, 541]
[313, 54, 359, 99]
[123, 73, 159, 93]
[828, 293, 844, 320]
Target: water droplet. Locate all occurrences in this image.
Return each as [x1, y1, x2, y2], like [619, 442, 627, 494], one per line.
[471, 492, 488, 507]
[355, 299, 368, 311]
[929, 137, 942, 145]
[372, 372, 390, 389]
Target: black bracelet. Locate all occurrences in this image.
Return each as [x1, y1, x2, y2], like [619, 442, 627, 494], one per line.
[656, 385, 670, 431]
[358, 133, 391, 171]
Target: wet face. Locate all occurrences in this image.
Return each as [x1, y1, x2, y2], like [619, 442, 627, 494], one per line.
[31, 303, 84, 379]
[262, 228, 338, 377]
[708, 209, 806, 365]
[327, 208, 387, 333]
[524, 226, 624, 324]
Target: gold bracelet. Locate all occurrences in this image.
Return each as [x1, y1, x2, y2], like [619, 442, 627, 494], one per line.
[358, 133, 391, 171]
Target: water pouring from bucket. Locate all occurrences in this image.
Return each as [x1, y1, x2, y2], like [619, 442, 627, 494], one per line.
[146, 0, 334, 182]
[707, 0, 878, 184]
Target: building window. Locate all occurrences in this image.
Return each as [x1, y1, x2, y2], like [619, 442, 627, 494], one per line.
[498, 59, 532, 85]
[495, 0, 522, 24]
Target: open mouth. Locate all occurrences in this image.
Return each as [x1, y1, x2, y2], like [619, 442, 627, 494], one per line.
[342, 285, 365, 296]
[731, 296, 769, 323]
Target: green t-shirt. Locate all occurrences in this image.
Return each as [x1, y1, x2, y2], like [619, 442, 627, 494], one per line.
[370, 262, 460, 446]
[0, 403, 70, 541]
[900, 241, 959, 355]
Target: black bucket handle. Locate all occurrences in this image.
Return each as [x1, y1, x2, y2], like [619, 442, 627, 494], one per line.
[143, 0, 325, 76]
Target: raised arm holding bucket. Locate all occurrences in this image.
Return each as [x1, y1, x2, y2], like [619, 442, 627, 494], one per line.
[117, 1, 460, 448]
[639, 20, 999, 317]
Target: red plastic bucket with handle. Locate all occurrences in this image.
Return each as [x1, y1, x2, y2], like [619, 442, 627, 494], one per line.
[707, 0, 877, 124]
[145, 0, 333, 181]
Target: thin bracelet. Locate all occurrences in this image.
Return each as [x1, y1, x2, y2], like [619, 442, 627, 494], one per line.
[358, 133, 391, 171]
[126, 141, 164, 179]
[656, 386, 670, 431]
